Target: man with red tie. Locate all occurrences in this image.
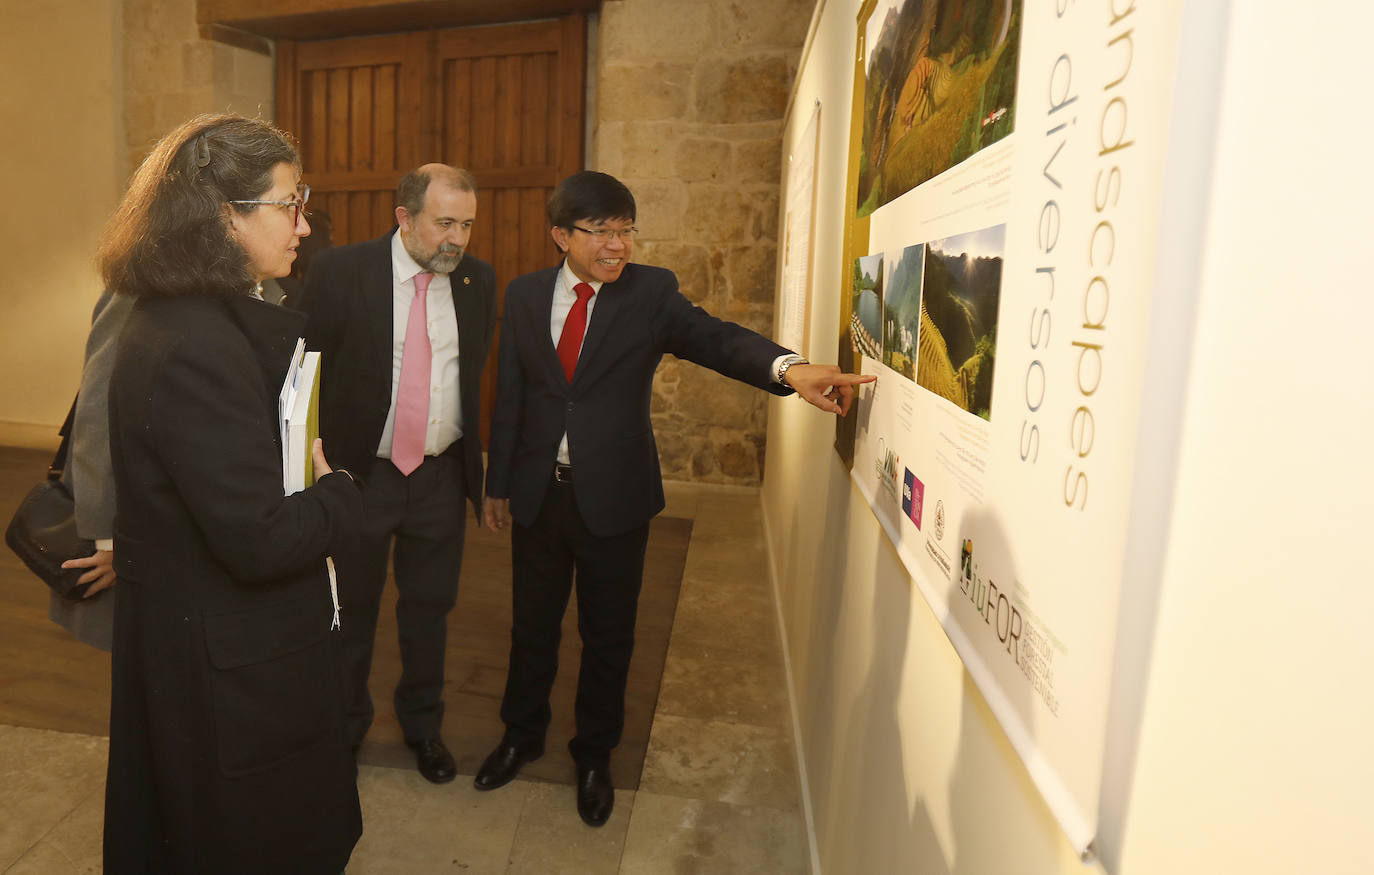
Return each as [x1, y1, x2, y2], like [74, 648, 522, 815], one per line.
[475, 171, 872, 825]
[298, 165, 497, 784]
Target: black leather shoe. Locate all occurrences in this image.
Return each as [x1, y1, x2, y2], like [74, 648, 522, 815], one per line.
[406, 737, 457, 784]
[473, 739, 544, 791]
[576, 764, 614, 827]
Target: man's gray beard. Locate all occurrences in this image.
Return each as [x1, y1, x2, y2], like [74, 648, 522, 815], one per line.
[423, 248, 463, 275]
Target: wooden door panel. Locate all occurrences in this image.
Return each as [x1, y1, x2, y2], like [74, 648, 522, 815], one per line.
[519, 54, 551, 167]
[440, 58, 473, 167]
[286, 32, 427, 245]
[432, 16, 584, 438]
[279, 15, 585, 442]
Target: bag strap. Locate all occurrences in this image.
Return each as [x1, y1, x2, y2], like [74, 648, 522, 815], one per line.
[48, 396, 77, 481]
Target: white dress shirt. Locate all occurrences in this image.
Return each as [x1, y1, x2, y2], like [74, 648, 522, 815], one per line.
[376, 233, 463, 460]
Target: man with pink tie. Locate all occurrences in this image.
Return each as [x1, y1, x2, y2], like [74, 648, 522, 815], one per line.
[298, 165, 497, 784]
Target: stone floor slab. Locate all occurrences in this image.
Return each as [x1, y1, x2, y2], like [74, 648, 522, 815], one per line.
[619, 792, 806, 875]
[349, 765, 527, 874]
[0, 726, 107, 871]
[640, 714, 799, 810]
[17, 782, 105, 874]
[655, 651, 791, 729]
[506, 781, 635, 875]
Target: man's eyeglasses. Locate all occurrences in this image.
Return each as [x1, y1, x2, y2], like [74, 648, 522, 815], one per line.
[570, 224, 637, 242]
[230, 183, 311, 224]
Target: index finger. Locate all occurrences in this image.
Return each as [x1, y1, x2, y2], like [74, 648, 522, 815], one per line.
[830, 372, 877, 385]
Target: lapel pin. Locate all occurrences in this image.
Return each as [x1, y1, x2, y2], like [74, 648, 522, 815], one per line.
[463, 277, 471, 285]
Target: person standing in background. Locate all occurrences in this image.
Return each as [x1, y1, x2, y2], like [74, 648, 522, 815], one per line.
[298, 165, 497, 784]
[52, 288, 132, 651]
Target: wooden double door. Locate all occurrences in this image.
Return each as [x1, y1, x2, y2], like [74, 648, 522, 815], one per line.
[276, 15, 587, 442]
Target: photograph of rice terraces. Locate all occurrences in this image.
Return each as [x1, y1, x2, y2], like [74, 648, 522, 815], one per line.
[857, 0, 1022, 216]
[851, 253, 884, 361]
[881, 243, 924, 380]
[915, 224, 1005, 420]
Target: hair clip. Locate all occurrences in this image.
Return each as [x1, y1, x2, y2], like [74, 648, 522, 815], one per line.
[194, 135, 211, 168]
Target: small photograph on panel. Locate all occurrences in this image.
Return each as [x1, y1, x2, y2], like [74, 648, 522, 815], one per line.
[850, 253, 884, 361]
[916, 224, 1004, 421]
[881, 243, 924, 381]
[857, 0, 1022, 216]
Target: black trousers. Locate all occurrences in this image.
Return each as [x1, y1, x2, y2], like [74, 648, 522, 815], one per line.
[337, 452, 466, 745]
[500, 476, 651, 767]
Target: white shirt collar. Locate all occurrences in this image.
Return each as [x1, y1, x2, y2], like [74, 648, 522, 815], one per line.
[391, 230, 432, 287]
[559, 260, 602, 296]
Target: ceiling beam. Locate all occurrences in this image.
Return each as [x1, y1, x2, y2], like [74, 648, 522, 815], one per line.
[199, 0, 603, 43]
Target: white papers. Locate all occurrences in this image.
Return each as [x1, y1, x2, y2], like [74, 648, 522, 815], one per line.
[277, 338, 339, 630]
[278, 339, 321, 495]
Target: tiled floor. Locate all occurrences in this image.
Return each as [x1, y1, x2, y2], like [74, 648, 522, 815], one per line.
[0, 481, 809, 874]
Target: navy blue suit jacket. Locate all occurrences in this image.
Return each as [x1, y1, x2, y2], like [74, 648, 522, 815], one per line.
[486, 261, 793, 537]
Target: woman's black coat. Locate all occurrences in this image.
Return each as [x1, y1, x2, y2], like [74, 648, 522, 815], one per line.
[104, 293, 364, 874]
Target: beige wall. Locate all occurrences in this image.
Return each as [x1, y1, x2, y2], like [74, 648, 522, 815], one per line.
[1112, 3, 1374, 872]
[0, 0, 124, 434]
[764, 2, 1374, 873]
[0, 0, 276, 437]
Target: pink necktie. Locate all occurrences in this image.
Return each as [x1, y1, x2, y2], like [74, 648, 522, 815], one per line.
[392, 271, 433, 476]
[557, 282, 595, 382]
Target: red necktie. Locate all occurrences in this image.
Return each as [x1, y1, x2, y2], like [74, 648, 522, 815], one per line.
[392, 271, 433, 476]
[556, 282, 595, 382]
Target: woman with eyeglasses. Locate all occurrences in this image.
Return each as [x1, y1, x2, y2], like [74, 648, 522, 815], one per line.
[98, 114, 364, 874]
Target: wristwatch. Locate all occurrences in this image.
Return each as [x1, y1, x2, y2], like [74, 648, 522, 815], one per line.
[775, 354, 808, 387]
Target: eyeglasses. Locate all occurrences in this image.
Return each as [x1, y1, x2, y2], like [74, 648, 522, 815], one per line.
[230, 183, 311, 224]
[570, 224, 637, 242]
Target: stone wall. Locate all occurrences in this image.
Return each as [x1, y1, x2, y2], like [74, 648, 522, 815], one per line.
[593, 0, 813, 484]
[123, 0, 275, 177]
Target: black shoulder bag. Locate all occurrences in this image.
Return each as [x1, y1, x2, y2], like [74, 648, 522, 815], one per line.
[5, 399, 98, 600]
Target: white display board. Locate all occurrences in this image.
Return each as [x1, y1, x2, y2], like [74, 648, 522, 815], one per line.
[830, 0, 1185, 852]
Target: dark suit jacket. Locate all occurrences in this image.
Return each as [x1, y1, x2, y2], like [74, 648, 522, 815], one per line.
[298, 229, 498, 515]
[486, 262, 794, 537]
[107, 294, 365, 874]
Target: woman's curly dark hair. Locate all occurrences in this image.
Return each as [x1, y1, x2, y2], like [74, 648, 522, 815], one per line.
[99, 114, 300, 298]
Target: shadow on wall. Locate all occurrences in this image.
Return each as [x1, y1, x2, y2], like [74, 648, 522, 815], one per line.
[783, 454, 950, 873]
[943, 508, 1067, 873]
[828, 527, 950, 874]
[784, 464, 847, 832]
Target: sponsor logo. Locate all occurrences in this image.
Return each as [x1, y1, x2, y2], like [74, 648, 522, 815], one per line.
[902, 469, 924, 530]
[875, 438, 900, 501]
[934, 500, 945, 541]
[924, 538, 950, 577]
[958, 539, 1060, 716]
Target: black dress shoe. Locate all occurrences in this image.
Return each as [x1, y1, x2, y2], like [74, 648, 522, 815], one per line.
[575, 764, 614, 827]
[406, 737, 457, 784]
[473, 739, 544, 791]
